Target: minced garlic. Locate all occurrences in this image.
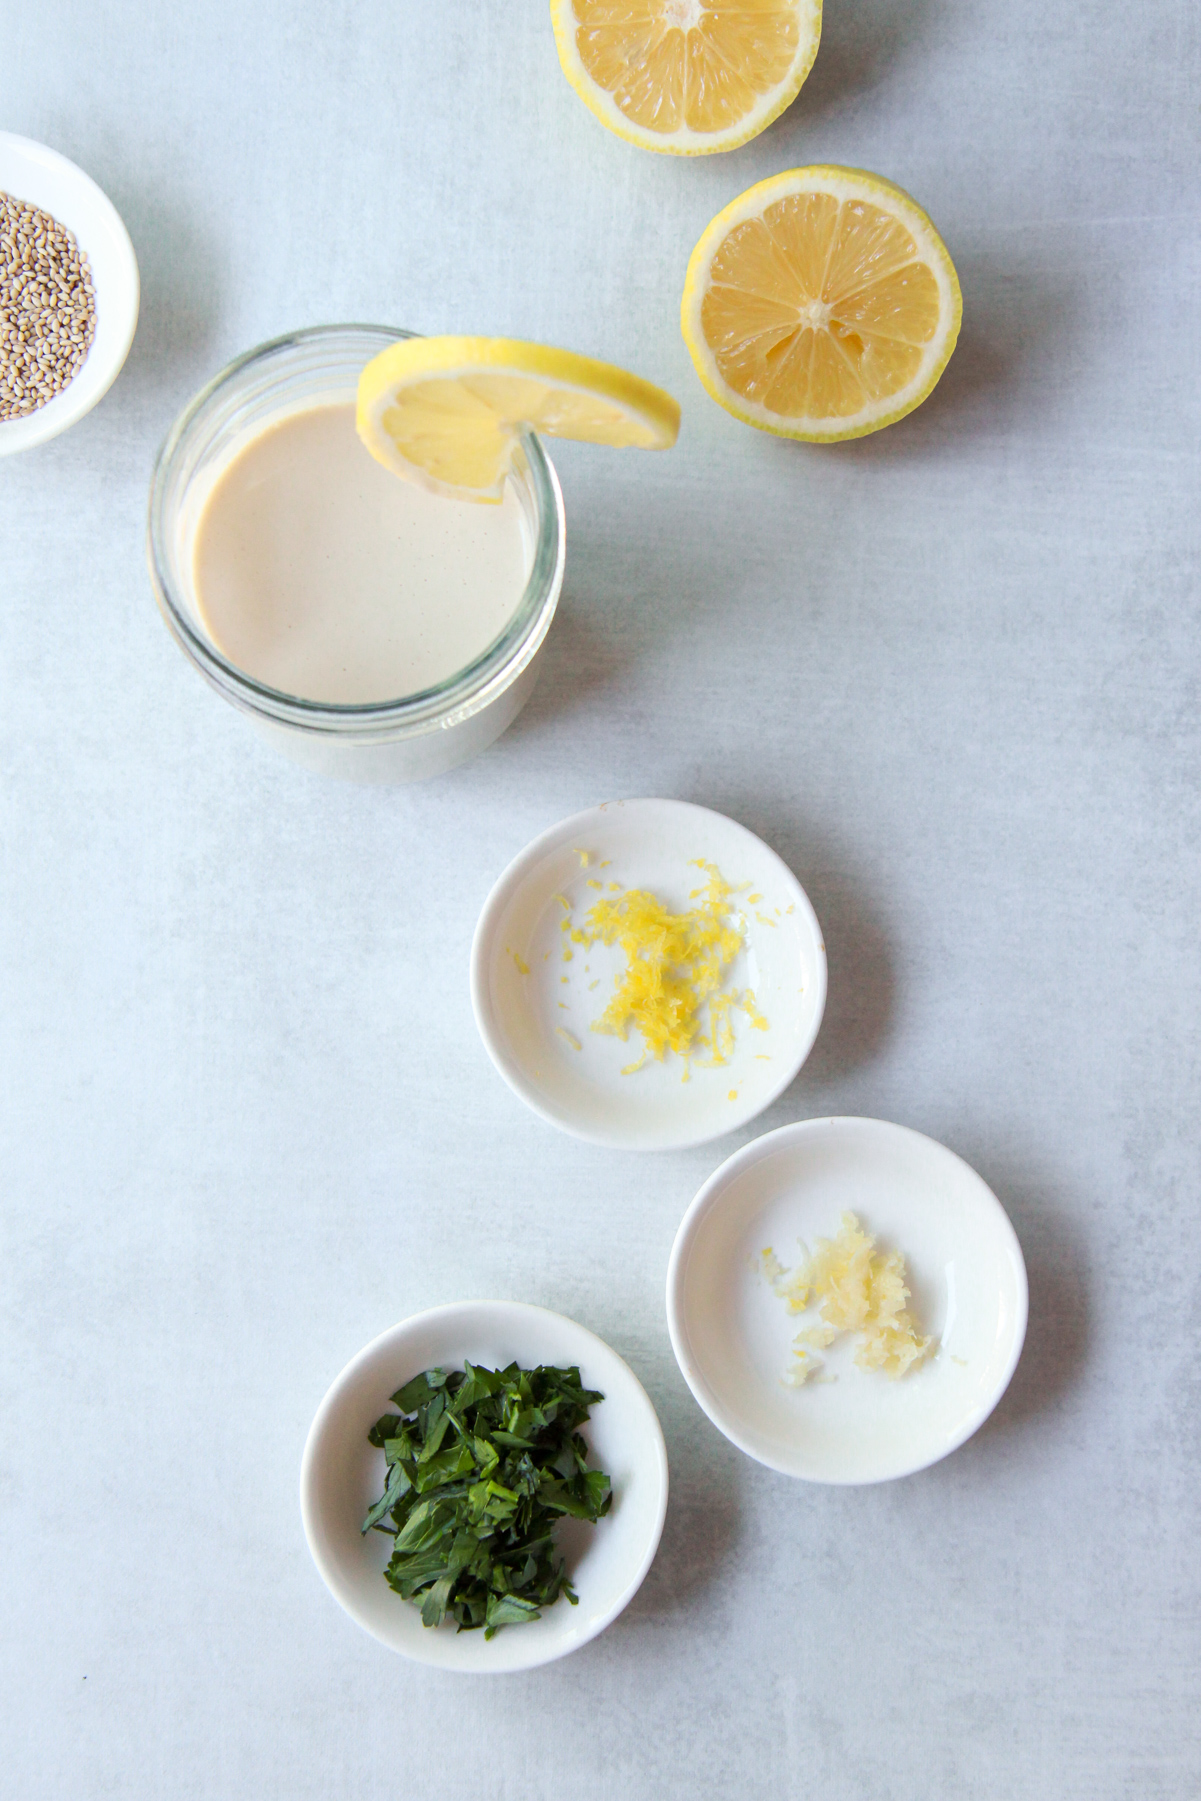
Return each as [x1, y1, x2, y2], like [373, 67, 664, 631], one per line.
[762, 1212, 933, 1385]
[566, 861, 767, 1069]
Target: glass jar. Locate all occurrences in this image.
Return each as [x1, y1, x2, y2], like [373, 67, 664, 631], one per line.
[146, 324, 565, 781]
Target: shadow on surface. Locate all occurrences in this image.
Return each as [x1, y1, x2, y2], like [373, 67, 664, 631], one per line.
[617, 1436, 741, 1625]
[109, 184, 224, 409]
[512, 590, 632, 735]
[954, 1145, 1091, 1443]
[678, 792, 896, 1087]
[817, 253, 1077, 459]
[767, 0, 943, 136]
[505, 486, 752, 742]
[789, 850, 894, 1087]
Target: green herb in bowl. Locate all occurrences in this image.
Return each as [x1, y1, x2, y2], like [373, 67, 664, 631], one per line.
[363, 1361, 611, 1638]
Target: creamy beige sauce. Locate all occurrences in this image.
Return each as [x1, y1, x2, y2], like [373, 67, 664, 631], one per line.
[191, 403, 532, 704]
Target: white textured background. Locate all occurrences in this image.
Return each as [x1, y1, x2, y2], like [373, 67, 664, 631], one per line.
[2, 3, 1199, 1796]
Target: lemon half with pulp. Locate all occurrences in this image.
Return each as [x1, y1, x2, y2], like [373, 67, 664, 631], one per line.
[551, 0, 822, 155]
[357, 337, 680, 502]
[682, 166, 962, 441]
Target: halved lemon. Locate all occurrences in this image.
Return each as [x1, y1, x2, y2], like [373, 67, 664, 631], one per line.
[681, 167, 962, 441]
[550, 0, 822, 155]
[357, 336, 680, 502]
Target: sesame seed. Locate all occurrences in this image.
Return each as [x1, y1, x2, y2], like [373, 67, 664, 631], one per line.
[0, 192, 96, 420]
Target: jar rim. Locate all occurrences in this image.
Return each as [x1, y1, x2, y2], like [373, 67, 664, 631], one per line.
[145, 323, 565, 742]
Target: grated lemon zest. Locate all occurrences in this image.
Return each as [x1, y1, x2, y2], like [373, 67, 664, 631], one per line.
[556, 1027, 582, 1051]
[742, 989, 769, 1031]
[570, 862, 755, 1070]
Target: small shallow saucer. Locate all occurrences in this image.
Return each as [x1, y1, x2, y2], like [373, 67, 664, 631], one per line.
[0, 133, 139, 454]
[300, 1300, 668, 1673]
[470, 799, 827, 1151]
[666, 1117, 1028, 1483]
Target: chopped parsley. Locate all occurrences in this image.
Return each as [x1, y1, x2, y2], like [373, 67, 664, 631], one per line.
[363, 1362, 611, 1637]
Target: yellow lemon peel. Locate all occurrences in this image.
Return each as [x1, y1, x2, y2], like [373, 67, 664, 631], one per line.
[568, 861, 767, 1069]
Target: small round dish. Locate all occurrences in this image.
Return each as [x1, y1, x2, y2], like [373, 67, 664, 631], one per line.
[666, 1117, 1027, 1483]
[0, 133, 139, 454]
[471, 799, 827, 1151]
[300, 1300, 668, 1673]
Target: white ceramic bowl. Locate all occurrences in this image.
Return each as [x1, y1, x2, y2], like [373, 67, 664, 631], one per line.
[667, 1117, 1028, 1483]
[471, 800, 827, 1151]
[0, 133, 139, 454]
[300, 1301, 668, 1672]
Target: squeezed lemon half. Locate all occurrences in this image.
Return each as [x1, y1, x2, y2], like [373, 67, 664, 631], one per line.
[551, 0, 822, 155]
[357, 336, 680, 501]
[681, 166, 962, 441]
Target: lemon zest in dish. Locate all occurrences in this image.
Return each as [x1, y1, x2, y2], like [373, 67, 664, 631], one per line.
[566, 861, 768, 1070]
[742, 989, 769, 1031]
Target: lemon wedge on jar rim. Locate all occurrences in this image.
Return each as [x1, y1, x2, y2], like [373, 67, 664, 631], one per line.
[551, 0, 822, 155]
[356, 336, 680, 502]
[681, 166, 962, 441]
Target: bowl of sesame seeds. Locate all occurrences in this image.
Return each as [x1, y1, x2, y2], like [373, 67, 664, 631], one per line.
[0, 132, 138, 454]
